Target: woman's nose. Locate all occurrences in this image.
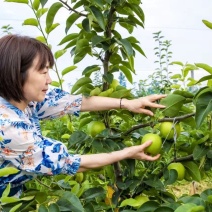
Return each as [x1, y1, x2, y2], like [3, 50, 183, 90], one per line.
[46, 72, 52, 84]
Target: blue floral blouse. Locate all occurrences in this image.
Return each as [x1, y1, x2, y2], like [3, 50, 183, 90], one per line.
[0, 88, 82, 196]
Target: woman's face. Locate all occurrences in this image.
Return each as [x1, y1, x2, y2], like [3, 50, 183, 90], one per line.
[23, 56, 52, 103]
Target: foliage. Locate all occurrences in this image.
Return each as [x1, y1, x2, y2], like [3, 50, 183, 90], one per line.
[1, 24, 13, 34]
[0, 0, 212, 211]
[134, 31, 173, 96]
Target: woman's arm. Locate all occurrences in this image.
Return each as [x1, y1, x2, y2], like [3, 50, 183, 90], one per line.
[81, 94, 166, 116]
[78, 140, 159, 172]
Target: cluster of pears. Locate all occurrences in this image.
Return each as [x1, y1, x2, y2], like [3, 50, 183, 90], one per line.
[141, 121, 185, 181]
[141, 121, 181, 156]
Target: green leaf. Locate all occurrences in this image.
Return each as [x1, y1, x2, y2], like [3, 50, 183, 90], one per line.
[9, 203, 22, 212]
[183, 161, 201, 182]
[46, 2, 63, 30]
[109, 88, 132, 98]
[73, 1, 84, 10]
[1, 196, 20, 204]
[32, 0, 40, 10]
[82, 18, 91, 32]
[83, 187, 105, 200]
[179, 196, 205, 206]
[171, 74, 182, 79]
[61, 66, 77, 76]
[34, 192, 47, 204]
[36, 36, 46, 43]
[174, 203, 197, 212]
[196, 75, 212, 84]
[202, 19, 212, 29]
[48, 203, 60, 212]
[79, 117, 93, 129]
[128, 15, 144, 28]
[71, 183, 80, 195]
[137, 201, 160, 212]
[82, 65, 100, 76]
[118, 39, 133, 56]
[91, 35, 105, 46]
[5, 0, 28, 3]
[127, 55, 135, 73]
[51, 81, 60, 87]
[117, 6, 134, 16]
[193, 145, 208, 160]
[37, 8, 48, 18]
[74, 48, 91, 64]
[195, 63, 212, 74]
[119, 65, 133, 83]
[71, 77, 92, 94]
[120, 198, 139, 207]
[173, 90, 194, 98]
[160, 94, 186, 117]
[65, 13, 81, 33]
[75, 39, 89, 54]
[40, 0, 47, 7]
[54, 49, 67, 59]
[195, 88, 212, 128]
[170, 61, 184, 66]
[181, 116, 196, 128]
[2, 183, 11, 197]
[90, 6, 105, 30]
[20, 196, 34, 201]
[129, 3, 145, 23]
[58, 33, 79, 45]
[128, 0, 141, 4]
[164, 169, 178, 186]
[208, 79, 212, 87]
[126, 36, 139, 43]
[119, 21, 134, 34]
[183, 65, 195, 78]
[131, 43, 146, 57]
[112, 30, 122, 40]
[22, 18, 38, 26]
[93, 0, 104, 9]
[110, 53, 122, 64]
[46, 23, 60, 34]
[38, 205, 48, 212]
[57, 192, 84, 212]
[103, 72, 113, 84]
[0, 167, 19, 177]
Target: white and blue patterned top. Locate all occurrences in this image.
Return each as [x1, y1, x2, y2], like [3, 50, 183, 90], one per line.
[0, 88, 82, 196]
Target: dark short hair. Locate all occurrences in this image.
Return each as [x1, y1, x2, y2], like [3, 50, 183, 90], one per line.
[0, 34, 54, 102]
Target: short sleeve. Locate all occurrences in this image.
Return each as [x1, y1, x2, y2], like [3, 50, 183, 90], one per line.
[0, 119, 81, 176]
[36, 88, 82, 120]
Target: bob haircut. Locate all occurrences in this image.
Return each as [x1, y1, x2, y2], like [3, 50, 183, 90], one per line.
[0, 34, 54, 102]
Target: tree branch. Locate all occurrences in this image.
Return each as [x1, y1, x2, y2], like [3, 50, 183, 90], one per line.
[123, 113, 195, 136]
[59, 0, 87, 17]
[172, 154, 194, 162]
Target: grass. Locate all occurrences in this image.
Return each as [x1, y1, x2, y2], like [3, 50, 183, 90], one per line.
[168, 177, 212, 198]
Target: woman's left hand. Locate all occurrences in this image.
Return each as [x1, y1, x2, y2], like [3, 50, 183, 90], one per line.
[122, 94, 166, 116]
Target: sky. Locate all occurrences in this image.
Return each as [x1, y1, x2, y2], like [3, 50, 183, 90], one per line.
[0, 0, 212, 90]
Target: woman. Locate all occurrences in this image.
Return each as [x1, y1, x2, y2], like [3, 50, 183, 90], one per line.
[0, 34, 166, 197]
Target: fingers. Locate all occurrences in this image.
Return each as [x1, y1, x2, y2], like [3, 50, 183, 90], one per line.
[148, 94, 167, 101]
[139, 94, 166, 112]
[142, 153, 161, 161]
[140, 140, 152, 148]
[147, 102, 166, 109]
[139, 140, 161, 161]
[140, 108, 154, 116]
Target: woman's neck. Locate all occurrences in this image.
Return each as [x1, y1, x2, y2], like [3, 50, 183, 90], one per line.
[9, 99, 28, 111]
